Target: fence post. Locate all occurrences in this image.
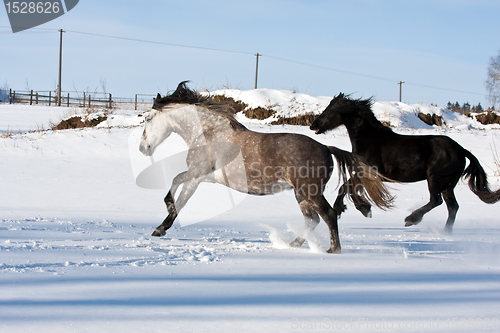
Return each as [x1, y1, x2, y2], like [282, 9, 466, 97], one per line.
[30, 90, 33, 105]
[83, 92, 86, 108]
[36, 92, 39, 105]
[88, 94, 91, 108]
[109, 93, 112, 109]
[49, 91, 51, 106]
[135, 94, 138, 111]
[9, 89, 12, 104]
[67, 93, 70, 107]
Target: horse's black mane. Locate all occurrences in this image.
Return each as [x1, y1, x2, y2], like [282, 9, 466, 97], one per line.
[152, 81, 207, 109]
[153, 81, 244, 130]
[338, 94, 392, 132]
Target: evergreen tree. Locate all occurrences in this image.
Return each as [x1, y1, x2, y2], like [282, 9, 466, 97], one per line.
[463, 102, 471, 113]
[473, 103, 483, 113]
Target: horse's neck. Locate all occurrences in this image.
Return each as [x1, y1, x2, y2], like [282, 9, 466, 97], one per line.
[170, 107, 232, 147]
[344, 113, 391, 151]
[167, 107, 203, 146]
[344, 118, 376, 148]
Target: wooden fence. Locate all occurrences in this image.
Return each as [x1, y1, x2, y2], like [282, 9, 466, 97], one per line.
[3, 89, 155, 111]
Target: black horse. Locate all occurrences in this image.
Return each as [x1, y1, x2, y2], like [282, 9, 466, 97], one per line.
[310, 93, 500, 233]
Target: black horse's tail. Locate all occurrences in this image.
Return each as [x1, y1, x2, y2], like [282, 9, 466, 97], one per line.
[328, 146, 394, 210]
[462, 149, 500, 204]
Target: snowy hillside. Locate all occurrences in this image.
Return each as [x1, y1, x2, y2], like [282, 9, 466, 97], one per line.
[1, 89, 500, 332]
[207, 88, 500, 130]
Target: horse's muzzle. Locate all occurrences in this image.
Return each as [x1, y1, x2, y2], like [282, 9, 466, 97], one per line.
[139, 143, 152, 156]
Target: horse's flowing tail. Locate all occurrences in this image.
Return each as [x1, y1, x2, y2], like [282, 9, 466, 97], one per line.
[328, 146, 394, 210]
[462, 149, 500, 204]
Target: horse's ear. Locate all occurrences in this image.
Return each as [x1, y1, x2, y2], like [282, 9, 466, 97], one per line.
[335, 92, 344, 99]
[156, 93, 162, 100]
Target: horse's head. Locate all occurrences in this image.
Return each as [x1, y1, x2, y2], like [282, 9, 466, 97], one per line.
[139, 97, 174, 156]
[310, 93, 349, 134]
[139, 81, 242, 156]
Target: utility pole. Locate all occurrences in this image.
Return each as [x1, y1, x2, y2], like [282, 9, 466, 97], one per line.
[398, 81, 405, 102]
[254, 53, 261, 89]
[57, 29, 65, 106]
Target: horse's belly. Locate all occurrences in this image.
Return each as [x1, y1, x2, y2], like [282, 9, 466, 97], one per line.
[212, 156, 249, 193]
[383, 166, 427, 183]
[247, 181, 294, 195]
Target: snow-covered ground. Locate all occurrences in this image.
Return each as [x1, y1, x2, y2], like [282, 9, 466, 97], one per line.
[1, 90, 500, 332]
[0, 104, 87, 133]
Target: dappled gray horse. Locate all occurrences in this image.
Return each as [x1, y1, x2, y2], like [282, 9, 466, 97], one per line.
[139, 82, 393, 253]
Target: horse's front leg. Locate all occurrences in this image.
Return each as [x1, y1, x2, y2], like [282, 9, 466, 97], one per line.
[333, 181, 349, 218]
[152, 176, 201, 237]
[336, 179, 372, 218]
[163, 171, 189, 215]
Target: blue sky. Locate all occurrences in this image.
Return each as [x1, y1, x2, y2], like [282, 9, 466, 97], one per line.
[1, 0, 499, 107]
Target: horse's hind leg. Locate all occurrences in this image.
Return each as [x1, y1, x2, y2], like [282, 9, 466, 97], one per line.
[295, 193, 341, 253]
[290, 192, 320, 248]
[442, 187, 459, 234]
[309, 195, 341, 253]
[405, 179, 443, 227]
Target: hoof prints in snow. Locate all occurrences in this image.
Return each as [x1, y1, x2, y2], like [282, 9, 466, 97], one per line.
[0, 218, 270, 274]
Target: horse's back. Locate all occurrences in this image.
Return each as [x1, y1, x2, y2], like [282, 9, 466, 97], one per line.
[374, 132, 466, 182]
[235, 131, 334, 194]
[239, 130, 331, 162]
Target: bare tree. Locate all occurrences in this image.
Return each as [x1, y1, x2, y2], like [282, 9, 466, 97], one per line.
[0, 80, 9, 102]
[100, 78, 107, 94]
[486, 49, 500, 108]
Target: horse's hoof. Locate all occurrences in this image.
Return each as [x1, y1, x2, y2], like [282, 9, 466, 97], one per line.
[357, 205, 372, 218]
[443, 226, 453, 235]
[290, 237, 305, 248]
[151, 228, 166, 237]
[404, 221, 420, 227]
[404, 214, 421, 226]
[326, 247, 341, 254]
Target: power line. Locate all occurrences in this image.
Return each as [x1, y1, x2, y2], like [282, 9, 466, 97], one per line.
[264, 54, 397, 83]
[404, 82, 485, 97]
[65, 29, 255, 56]
[3, 26, 487, 97]
[0, 25, 57, 34]
[1, 25, 254, 55]
[263, 54, 485, 97]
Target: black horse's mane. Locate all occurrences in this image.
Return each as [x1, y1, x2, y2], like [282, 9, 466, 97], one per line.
[153, 81, 207, 108]
[339, 94, 392, 132]
[153, 81, 244, 130]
